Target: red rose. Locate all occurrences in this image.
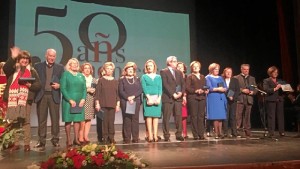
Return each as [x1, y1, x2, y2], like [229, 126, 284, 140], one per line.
[0, 126, 5, 136]
[115, 150, 129, 159]
[91, 153, 105, 166]
[40, 158, 55, 169]
[66, 149, 78, 158]
[72, 154, 86, 169]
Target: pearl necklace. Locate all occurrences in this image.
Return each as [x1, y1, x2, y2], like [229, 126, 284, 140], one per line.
[126, 76, 135, 85]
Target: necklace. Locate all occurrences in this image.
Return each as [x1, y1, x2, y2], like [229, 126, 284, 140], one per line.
[126, 76, 135, 85]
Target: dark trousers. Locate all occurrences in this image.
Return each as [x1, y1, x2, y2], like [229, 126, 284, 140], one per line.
[162, 101, 182, 139]
[123, 104, 140, 141]
[236, 102, 252, 136]
[266, 101, 284, 135]
[102, 107, 116, 140]
[188, 99, 205, 138]
[36, 94, 60, 144]
[96, 116, 103, 142]
[223, 101, 237, 136]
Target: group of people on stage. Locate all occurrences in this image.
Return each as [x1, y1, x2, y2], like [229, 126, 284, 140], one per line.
[1, 46, 299, 153]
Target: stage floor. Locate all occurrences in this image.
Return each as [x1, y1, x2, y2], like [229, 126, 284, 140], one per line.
[1, 124, 300, 169]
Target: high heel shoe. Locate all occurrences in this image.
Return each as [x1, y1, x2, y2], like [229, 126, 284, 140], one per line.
[147, 137, 153, 143]
[73, 140, 82, 146]
[66, 142, 73, 148]
[84, 138, 90, 144]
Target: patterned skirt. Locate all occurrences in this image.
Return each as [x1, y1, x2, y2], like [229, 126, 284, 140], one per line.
[84, 93, 95, 120]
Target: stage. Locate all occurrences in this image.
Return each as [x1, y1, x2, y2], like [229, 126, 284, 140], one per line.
[1, 124, 300, 169]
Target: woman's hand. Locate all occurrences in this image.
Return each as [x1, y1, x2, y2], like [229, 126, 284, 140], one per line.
[69, 100, 76, 107]
[115, 105, 120, 112]
[79, 99, 85, 107]
[25, 82, 31, 88]
[87, 87, 95, 94]
[155, 97, 161, 105]
[10, 46, 20, 59]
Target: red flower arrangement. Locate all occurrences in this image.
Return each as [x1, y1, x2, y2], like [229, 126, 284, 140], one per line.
[28, 144, 148, 169]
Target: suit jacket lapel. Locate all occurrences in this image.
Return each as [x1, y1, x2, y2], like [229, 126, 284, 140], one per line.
[168, 68, 176, 81]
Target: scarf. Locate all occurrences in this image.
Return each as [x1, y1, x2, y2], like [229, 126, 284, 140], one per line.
[6, 65, 31, 121]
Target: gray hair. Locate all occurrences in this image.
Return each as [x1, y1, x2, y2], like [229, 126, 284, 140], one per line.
[166, 56, 177, 66]
[45, 48, 56, 55]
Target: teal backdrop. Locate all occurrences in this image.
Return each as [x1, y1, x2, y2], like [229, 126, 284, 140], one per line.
[15, 0, 191, 77]
[13, 0, 191, 125]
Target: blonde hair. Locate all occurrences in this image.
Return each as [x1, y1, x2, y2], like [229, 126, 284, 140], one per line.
[190, 61, 201, 73]
[144, 59, 157, 74]
[65, 58, 80, 72]
[208, 63, 220, 74]
[122, 62, 137, 77]
[102, 62, 115, 74]
[80, 62, 93, 75]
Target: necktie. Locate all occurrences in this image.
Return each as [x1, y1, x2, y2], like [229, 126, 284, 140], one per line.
[171, 69, 176, 79]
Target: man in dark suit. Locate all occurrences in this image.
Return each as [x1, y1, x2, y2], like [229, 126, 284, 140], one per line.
[34, 49, 64, 151]
[234, 64, 257, 137]
[160, 56, 185, 141]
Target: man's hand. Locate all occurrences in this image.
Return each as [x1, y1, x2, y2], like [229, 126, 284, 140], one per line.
[51, 82, 60, 90]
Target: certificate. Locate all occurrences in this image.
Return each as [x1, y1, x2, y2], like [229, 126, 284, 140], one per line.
[227, 89, 235, 98]
[281, 84, 293, 92]
[126, 101, 136, 114]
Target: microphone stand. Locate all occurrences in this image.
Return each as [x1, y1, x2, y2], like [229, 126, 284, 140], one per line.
[253, 87, 278, 141]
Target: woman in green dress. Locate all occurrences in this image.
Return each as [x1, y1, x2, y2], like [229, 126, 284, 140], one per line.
[60, 58, 86, 147]
[141, 59, 162, 142]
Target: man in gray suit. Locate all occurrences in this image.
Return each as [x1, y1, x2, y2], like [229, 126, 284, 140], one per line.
[34, 49, 64, 151]
[234, 64, 257, 137]
[160, 56, 185, 141]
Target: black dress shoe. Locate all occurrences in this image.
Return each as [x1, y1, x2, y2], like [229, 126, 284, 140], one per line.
[34, 142, 45, 148]
[199, 136, 205, 140]
[193, 137, 199, 140]
[279, 132, 285, 137]
[51, 140, 60, 147]
[164, 138, 171, 142]
[123, 140, 131, 144]
[176, 136, 184, 141]
[132, 139, 139, 143]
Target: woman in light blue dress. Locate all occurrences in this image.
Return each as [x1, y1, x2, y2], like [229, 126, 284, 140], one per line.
[205, 63, 227, 139]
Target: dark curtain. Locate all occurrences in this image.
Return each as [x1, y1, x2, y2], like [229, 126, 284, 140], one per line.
[294, 0, 300, 84]
[277, 0, 293, 84]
